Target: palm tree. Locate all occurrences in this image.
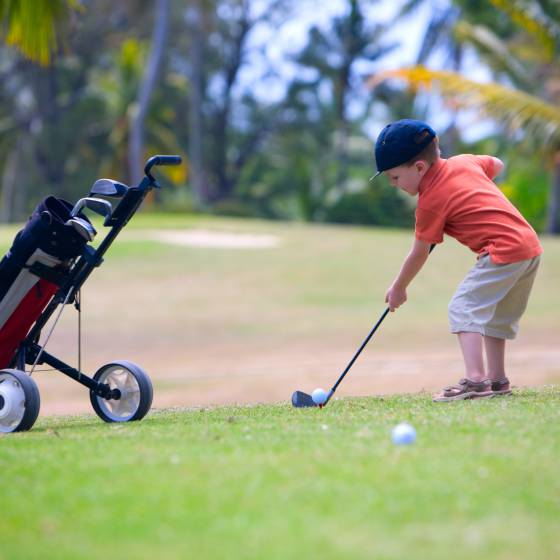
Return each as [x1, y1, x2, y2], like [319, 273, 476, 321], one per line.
[371, 0, 560, 233]
[295, 0, 395, 194]
[0, 0, 77, 65]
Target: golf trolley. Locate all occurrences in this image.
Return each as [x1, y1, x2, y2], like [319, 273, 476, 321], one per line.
[0, 155, 181, 432]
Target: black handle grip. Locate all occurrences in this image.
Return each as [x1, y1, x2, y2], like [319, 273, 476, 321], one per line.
[154, 155, 182, 166]
[144, 155, 182, 177]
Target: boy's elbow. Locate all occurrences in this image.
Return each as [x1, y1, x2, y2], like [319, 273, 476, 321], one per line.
[492, 157, 504, 178]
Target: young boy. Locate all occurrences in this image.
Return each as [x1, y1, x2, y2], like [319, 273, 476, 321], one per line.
[373, 119, 542, 401]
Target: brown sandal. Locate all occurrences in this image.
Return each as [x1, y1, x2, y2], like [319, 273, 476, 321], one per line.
[491, 377, 512, 396]
[433, 378, 493, 402]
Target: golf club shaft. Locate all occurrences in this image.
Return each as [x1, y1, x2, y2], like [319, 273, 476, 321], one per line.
[325, 307, 390, 404]
[324, 244, 436, 404]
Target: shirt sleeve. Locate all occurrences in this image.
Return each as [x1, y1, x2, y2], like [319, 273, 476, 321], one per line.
[415, 207, 445, 244]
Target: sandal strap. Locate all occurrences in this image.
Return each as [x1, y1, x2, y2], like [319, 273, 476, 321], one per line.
[491, 377, 510, 390]
[443, 378, 491, 396]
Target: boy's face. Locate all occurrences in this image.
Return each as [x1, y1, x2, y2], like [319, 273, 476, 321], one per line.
[384, 160, 429, 196]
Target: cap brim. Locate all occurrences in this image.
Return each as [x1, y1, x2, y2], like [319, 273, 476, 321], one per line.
[369, 171, 382, 182]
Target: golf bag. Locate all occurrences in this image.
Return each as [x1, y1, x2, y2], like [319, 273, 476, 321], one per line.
[0, 154, 181, 434]
[0, 196, 90, 368]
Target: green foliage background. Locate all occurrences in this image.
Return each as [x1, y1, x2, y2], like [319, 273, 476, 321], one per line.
[0, 0, 558, 233]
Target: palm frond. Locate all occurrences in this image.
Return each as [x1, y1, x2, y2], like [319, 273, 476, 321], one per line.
[370, 66, 560, 146]
[1, 0, 78, 65]
[453, 21, 529, 87]
[490, 0, 559, 60]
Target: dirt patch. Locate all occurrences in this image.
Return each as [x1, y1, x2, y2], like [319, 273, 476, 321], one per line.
[147, 229, 281, 249]
[36, 341, 560, 417]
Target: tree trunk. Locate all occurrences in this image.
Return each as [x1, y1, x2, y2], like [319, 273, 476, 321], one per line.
[210, 5, 250, 202]
[186, 0, 209, 207]
[1, 135, 27, 223]
[128, 0, 170, 187]
[334, 64, 350, 191]
[546, 151, 560, 234]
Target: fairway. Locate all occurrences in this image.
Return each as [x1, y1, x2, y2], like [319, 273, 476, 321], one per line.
[0, 214, 558, 415]
[1, 389, 559, 559]
[1, 216, 559, 559]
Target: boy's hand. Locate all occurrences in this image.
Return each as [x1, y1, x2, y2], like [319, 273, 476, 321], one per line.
[385, 284, 407, 312]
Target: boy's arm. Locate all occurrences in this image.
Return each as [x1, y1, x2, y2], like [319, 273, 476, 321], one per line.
[490, 157, 504, 179]
[385, 238, 432, 312]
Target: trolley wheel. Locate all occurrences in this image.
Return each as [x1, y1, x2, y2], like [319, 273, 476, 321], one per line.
[0, 369, 40, 433]
[90, 360, 153, 423]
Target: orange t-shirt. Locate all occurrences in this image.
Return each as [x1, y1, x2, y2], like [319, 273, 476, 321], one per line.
[415, 155, 543, 264]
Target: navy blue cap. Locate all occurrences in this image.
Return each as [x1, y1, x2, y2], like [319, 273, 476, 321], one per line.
[371, 119, 436, 180]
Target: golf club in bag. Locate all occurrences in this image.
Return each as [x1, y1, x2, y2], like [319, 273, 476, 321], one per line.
[292, 244, 435, 408]
[0, 155, 181, 432]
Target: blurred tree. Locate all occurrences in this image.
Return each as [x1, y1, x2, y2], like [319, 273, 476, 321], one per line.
[395, 0, 463, 154]
[295, 0, 395, 195]
[91, 35, 184, 186]
[128, 0, 170, 186]
[7, 0, 539, 231]
[185, 0, 206, 206]
[0, 0, 182, 221]
[372, 0, 560, 233]
[394, 0, 521, 154]
[179, 0, 295, 207]
[0, 0, 79, 220]
[271, 0, 402, 222]
[0, 0, 78, 65]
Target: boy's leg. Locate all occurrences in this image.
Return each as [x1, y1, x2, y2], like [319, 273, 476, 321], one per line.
[433, 333, 492, 400]
[484, 335, 511, 394]
[482, 256, 540, 395]
[457, 332, 486, 382]
[438, 255, 539, 402]
[484, 336, 506, 381]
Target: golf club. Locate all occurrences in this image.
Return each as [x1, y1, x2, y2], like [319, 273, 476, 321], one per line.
[90, 178, 129, 198]
[291, 307, 390, 408]
[70, 197, 113, 225]
[292, 244, 435, 408]
[65, 216, 97, 241]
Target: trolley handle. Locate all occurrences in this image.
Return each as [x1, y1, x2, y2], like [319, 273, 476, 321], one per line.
[144, 155, 182, 177]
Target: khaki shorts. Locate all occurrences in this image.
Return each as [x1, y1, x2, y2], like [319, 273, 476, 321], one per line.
[448, 254, 540, 340]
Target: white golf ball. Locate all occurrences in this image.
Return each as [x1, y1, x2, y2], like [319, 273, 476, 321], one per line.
[311, 388, 328, 405]
[391, 422, 416, 445]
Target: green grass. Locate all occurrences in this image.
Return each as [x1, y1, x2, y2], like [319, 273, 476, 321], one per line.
[1, 388, 560, 560]
[0, 214, 559, 558]
[1, 214, 558, 343]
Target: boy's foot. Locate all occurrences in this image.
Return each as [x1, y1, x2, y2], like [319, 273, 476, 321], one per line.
[491, 377, 512, 396]
[433, 378, 493, 402]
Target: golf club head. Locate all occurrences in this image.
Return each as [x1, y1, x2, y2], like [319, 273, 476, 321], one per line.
[65, 217, 97, 242]
[90, 179, 129, 198]
[71, 198, 113, 223]
[291, 391, 318, 408]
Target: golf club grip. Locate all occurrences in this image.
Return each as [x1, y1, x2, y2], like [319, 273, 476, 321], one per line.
[154, 155, 182, 166]
[329, 307, 390, 394]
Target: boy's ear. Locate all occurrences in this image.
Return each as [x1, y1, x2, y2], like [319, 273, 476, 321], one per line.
[415, 160, 428, 175]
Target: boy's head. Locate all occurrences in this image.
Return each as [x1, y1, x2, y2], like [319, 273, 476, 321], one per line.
[373, 119, 440, 196]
